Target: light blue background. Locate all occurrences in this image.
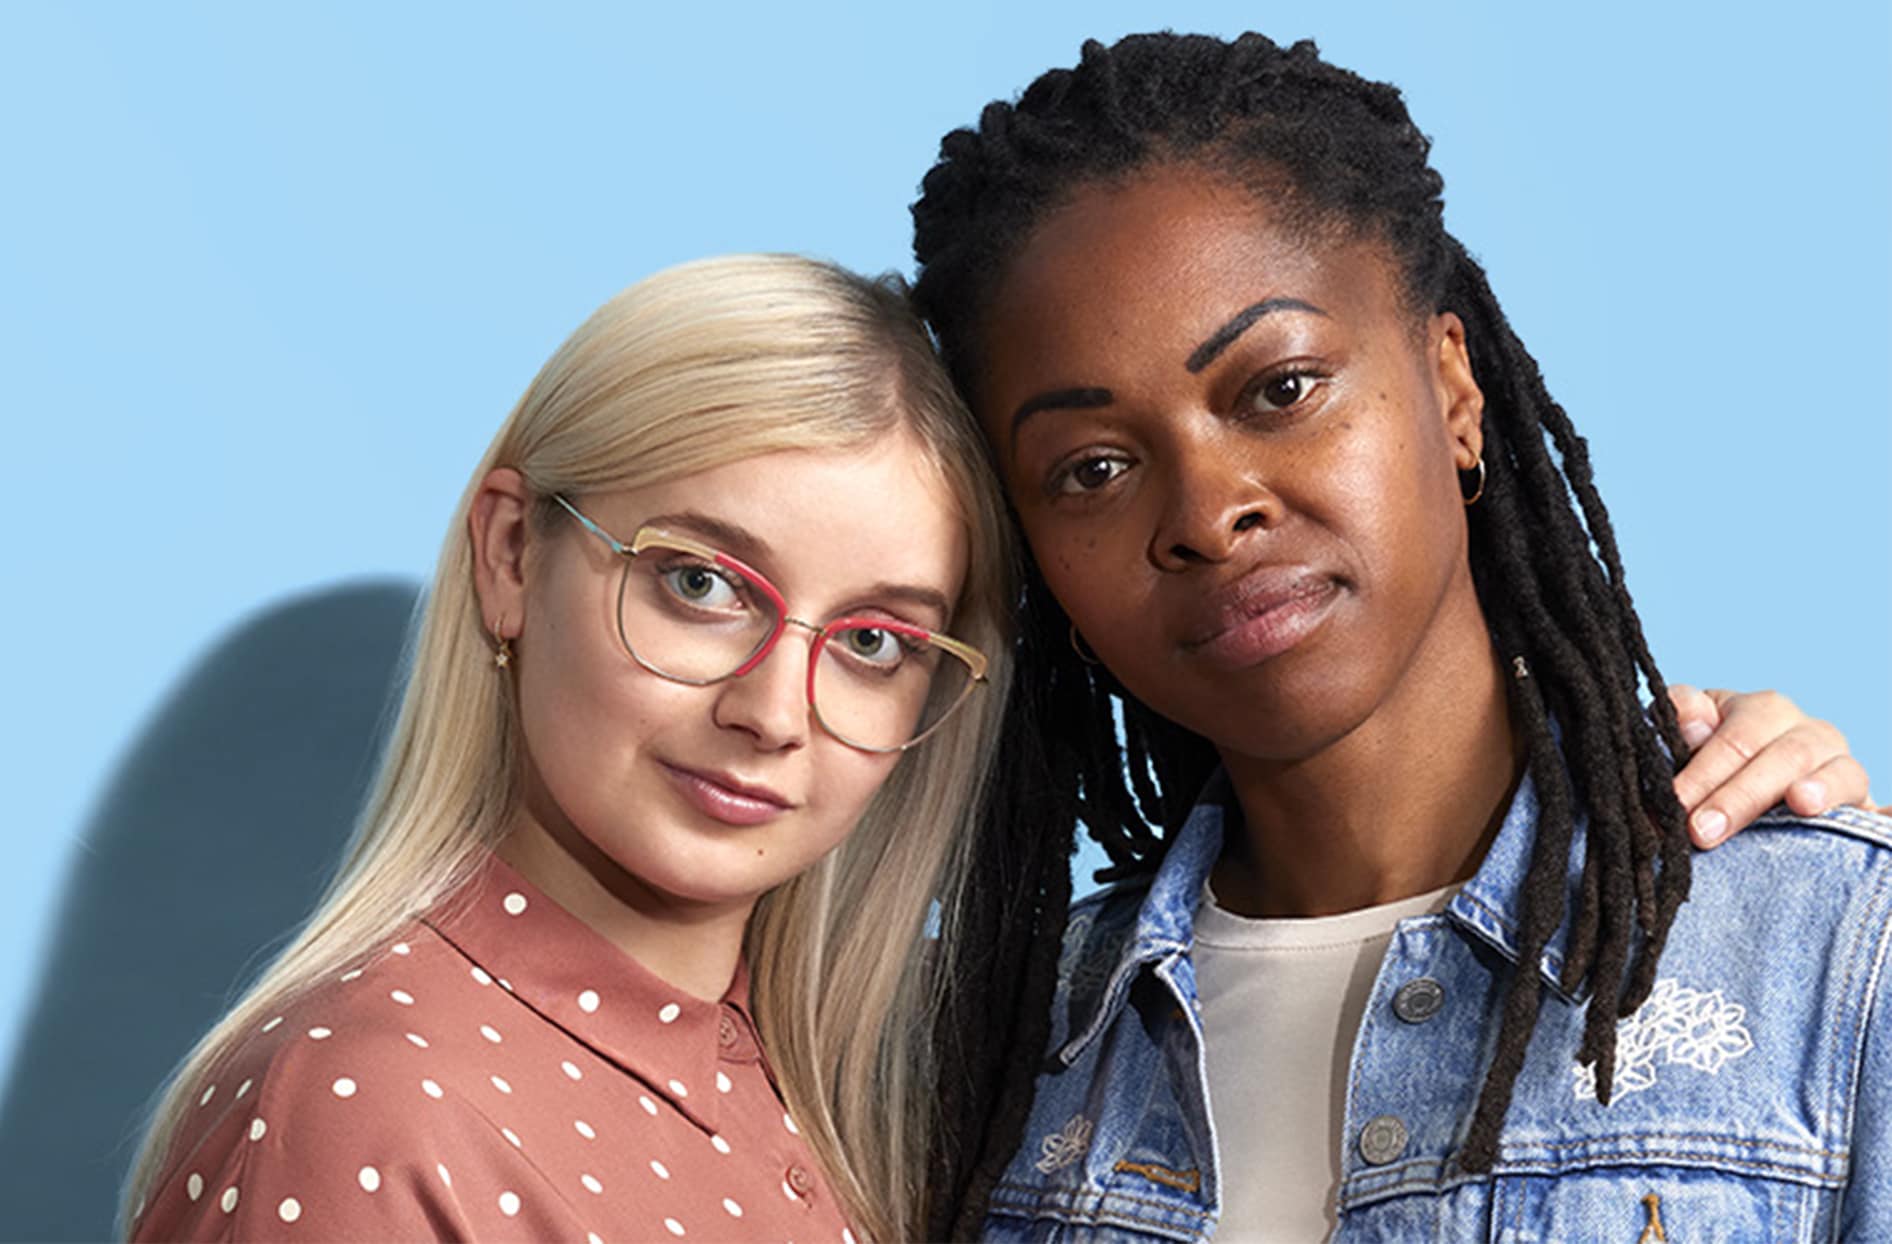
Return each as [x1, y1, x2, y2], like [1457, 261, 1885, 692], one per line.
[3, 0, 1887, 1201]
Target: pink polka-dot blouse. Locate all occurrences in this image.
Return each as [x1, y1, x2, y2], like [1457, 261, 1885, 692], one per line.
[132, 856, 858, 1243]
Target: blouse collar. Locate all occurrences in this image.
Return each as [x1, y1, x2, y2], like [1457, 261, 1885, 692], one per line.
[423, 853, 769, 1134]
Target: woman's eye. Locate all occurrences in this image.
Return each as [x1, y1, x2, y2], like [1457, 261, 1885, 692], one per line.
[1251, 370, 1322, 413]
[662, 563, 742, 609]
[1054, 453, 1131, 496]
[838, 626, 907, 667]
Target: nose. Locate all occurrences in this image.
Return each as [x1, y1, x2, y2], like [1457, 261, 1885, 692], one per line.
[1148, 433, 1284, 572]
[711, 622, 816, 751]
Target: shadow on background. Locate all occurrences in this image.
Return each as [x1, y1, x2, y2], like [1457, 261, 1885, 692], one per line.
[0, 580, 420, 1242]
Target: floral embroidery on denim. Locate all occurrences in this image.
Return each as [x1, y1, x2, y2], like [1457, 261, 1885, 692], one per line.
[1034, 1114, 1095, 1174]
[1056, 911, 1114, 1001]
[1574, 978, 1754, 1101]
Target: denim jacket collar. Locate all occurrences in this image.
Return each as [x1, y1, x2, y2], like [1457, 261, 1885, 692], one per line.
[1060, 769, 1591, 1066]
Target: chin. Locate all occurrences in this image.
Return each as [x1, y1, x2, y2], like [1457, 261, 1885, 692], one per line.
[1163, 656, 1383, 765]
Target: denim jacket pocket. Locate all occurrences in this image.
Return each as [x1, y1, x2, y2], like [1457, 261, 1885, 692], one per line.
[1487, 1161, 1830, 1243]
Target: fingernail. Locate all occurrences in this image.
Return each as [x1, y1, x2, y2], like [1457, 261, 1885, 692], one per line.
[1680, 719, 1713, 749]
[1791, 779, 1827, 811]
[1692, 808, 1728, 845]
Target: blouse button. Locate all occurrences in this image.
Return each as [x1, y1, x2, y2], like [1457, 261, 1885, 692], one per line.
[787, 1164, 815, 1196]
[718, 1014, 739, 1047]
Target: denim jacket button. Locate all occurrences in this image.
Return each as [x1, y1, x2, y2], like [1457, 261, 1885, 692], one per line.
[1359, 1115, 1409, 1165]
[1392, 977, 1445, 1023]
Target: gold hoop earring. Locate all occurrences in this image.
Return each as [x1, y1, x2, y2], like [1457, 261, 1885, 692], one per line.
[1460, 456, 1486, 507]
[1069, 623, 1101, 666]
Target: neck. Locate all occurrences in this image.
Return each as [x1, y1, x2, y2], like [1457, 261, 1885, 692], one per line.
[496, 801, 753, 1002]
[1211, 583, 1521, 918]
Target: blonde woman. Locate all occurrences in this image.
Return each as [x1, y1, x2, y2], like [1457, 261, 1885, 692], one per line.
[124, 254, 1013, 1243]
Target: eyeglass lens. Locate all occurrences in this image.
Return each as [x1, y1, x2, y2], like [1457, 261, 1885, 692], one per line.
[615, 546, 975, 750]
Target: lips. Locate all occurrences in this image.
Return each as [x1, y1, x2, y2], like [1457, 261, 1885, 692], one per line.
[1179, 564, 1342, 670]
[659, 762, 795, 828]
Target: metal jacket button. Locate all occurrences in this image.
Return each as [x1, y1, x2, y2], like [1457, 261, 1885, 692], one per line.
[1393, 977, 1445, 1024]
[1359, 1115, 1409, 1166]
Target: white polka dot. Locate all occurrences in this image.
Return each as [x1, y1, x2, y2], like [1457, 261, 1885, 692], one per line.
[498, 1190, 521, 1217]
[421, 1078, 443, 1099]
[133, 1196, 146, 1221]
[480, 1024, 502, 1043]
[277, 1197, 301, 1223]
[668, 1078, 689, 1097]
[782, 1179, 798, 1202]
[332, 1077, 357, 1098]
[639, 1095, 658, 1116]
[503, 892, 528, 915]
[715, 1071, 732, 1093]
[844, 1230, 858, 1244]
[390, 989, 415, 1006]
[499, 977, 514, 991]
[248, 1117, 267, 1141]
[340, 968, 363, 982]
[220, 1186, 240, 1214]
[710, 1134, 731, 1154]
[578, 989, 600, 1013]
[650, 1159, 670, 1180]
[658, 1002, 681, 1023]
[436, 1163, 452, 1188]
[405, 1032, 429, 1048]
[723, 1198, 743, 1218]
[471, 966, 493, 986]
[261, 1016, 283, 1033]
[562, 1060, 583, 1081]
[491, 1075, 513, 1094]
[581, 1173, 603, 1194]
[392, 942, 411, 955]
[308, 1026, 332, 1040]
[664, 1218, 685, 1236]
[186, 1173, 204, 1202]
[198, 1084, 216, 1107]
[784, 1111, 800, 1135]
[588, 1235, 603, 1244]
[358, 1165, 381, 1192]
[574, 1119, 596, 1140]
[502, 1127, 522, 1148]
[236, 1078, 253, 1099]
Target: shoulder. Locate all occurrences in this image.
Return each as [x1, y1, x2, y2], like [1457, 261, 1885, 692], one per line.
[1685, 803, 1892, 925]
[132, 926, 531, 1241]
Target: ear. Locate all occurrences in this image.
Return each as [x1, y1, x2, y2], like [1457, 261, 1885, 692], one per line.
[1431, 311, 1485, 471]
[469, 467, 534, 641]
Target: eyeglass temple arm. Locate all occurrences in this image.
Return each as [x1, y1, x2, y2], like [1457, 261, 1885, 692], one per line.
[551, 494, 633, 556]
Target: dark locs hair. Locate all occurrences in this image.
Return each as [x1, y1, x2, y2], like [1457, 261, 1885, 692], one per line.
[911, 31, 1694, 1232]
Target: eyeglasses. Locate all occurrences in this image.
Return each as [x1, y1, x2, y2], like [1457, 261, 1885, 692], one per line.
[552, 495, 989, 754]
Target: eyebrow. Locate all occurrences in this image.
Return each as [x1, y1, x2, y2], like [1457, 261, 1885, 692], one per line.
[1184, 297, 1329, 373]
[640, 510, 773, 566]
[1010, 386, 1115, 437]
[643, 511, 955, 625]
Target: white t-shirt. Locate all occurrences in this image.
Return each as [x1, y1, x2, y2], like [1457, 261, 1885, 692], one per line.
[1193, 882, 1458, 1242]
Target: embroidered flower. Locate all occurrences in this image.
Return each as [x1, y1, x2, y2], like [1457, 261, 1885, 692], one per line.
[1573, 978, 1753, 1102]
[1055, 913, 1113, 1000]
[1034, 1114, 1094, 1174]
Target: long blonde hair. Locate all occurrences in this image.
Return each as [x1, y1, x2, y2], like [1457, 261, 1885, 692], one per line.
[123, 254, 1016, 1241]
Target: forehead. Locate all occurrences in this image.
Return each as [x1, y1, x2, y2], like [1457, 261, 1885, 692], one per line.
[976, 168, 1407, 405]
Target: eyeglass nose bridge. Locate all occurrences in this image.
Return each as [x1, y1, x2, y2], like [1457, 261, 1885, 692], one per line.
[725, 613, 827, 687]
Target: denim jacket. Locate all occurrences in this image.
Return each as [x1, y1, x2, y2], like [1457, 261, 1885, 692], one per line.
[982, 777, 1892, 1241]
